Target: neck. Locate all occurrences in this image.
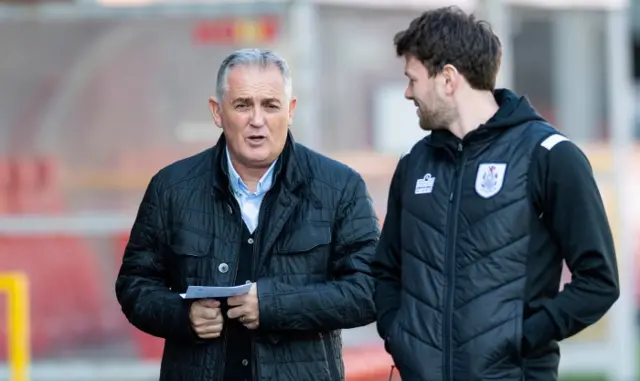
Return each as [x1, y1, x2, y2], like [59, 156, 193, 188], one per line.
[227, 150, 274, 192]
[448, 90, 499, 140]
[233, 161, 270, 192]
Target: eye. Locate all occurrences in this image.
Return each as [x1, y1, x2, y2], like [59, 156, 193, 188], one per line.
[235, 104, 249, 111]
[265, 104, 280, 111]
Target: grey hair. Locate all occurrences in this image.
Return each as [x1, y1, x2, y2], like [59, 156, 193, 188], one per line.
[215, 48, 293, 101]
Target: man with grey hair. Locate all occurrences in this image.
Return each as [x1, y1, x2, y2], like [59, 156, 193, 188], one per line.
[116, 48, 379, 381]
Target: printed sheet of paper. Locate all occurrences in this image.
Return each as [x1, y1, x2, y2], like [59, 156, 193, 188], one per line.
[180, 283, 252, 299]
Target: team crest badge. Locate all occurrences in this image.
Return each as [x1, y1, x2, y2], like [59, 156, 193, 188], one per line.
[475, 163, 507, 199]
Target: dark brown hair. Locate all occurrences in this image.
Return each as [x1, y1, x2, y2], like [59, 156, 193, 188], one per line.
[394, 6, 502, 91]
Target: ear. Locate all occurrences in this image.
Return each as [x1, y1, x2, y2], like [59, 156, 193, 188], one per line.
[209, 96, 223, 129]
[287, 97, 297, 126]
[441, 64, 460, 96]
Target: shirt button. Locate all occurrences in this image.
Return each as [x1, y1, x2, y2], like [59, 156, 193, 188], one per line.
[245, 280, 251, 284]
[218, 263, 229, 273]
[247, 238, 254, 244]
[242, 359, 249, 366]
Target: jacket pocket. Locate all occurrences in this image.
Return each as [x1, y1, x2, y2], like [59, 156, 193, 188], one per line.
[385, 323, 412, 378]
[276, 223, 332, 254]
[169, 227, 211, 257]
[512, 301, 524, 375]
[167, 227, 212, 285]
[171, 246, 209, 257]
[383, 317, 403, 359]
[514, 311, 523, 363]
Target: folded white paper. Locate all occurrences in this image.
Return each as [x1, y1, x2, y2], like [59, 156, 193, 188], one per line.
[179, 283, 252, 299]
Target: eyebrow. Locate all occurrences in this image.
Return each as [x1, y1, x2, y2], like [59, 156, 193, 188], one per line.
[233, 97, 253, 104]
[262, 97, 281, 104]
[232, 97, 281, 104]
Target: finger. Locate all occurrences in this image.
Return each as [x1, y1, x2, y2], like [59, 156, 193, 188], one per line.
[227, 295, 246, 306]
[202, 307, 220, 320]
[196, 322, 223, 335]
[241, 313, 257, 323]
[198, 331, 222, 339]
[211, 313, 224, 324]
[193, 317, 214, 327]
[244, 321, 259, 330]
[227, 306, 246, 319]
[193, 311, 222, 327]
[193, 309, 218, 325]
[198, 299, 220, 308]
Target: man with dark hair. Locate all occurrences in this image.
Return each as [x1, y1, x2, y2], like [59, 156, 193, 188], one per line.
[372, 6, 619, 381]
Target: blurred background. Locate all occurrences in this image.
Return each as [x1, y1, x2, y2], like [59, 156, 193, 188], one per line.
[0, 0, 638, 380]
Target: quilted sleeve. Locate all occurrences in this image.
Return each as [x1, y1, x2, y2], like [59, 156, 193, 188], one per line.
[257, 172, 379, 331]
[115, 174, 197, 342]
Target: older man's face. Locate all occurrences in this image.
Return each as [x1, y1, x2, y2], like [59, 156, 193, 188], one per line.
[210, 64, 296, 170]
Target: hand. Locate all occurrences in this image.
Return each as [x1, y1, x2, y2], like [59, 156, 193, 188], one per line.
[189, 299, 224, 339]
[227, 283, 260, 329]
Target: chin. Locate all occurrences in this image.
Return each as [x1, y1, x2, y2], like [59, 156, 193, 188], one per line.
[418, 122, 432, 131]
[244, 148, 276, 165]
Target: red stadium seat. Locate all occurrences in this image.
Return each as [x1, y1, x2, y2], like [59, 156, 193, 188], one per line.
[0, 159, 10, 214]
[0, 235, 112, 359]
[0, 156, 127, 359]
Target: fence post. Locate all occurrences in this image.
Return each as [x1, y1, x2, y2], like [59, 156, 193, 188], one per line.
[0, 272, 30, 381]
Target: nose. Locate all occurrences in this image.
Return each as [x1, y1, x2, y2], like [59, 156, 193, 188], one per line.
[404, 86, 413, 101]
[250, 107, 266, 128]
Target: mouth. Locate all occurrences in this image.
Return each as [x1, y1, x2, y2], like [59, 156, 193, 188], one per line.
[247, 135, 266, 145]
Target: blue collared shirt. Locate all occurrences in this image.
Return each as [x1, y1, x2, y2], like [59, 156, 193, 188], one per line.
[226, 148, 277, 233]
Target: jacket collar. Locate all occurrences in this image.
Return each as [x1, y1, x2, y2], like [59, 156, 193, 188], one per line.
[210, 130, 305, 196]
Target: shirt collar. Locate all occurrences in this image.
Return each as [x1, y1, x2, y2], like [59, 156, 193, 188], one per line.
[225, 147, 277, 196]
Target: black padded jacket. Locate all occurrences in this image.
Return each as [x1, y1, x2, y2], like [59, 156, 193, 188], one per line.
[373, 90, 619, 381]
[116, 132, 380, 381]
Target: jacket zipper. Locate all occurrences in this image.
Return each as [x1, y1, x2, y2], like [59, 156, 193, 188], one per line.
[443, 142, 466, 381]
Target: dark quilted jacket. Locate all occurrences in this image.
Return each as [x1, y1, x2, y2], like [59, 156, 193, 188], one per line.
[374, 91, 575, 381]
[377, 122, 551, 381]
[115, 132, 379, 381]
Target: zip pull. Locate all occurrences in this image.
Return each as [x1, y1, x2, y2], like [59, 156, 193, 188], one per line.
[388, 365, 397, 381]
[457, 142, 463, 152]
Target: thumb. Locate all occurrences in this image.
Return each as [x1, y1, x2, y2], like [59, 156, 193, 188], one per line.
[198, 299, 220, 308]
